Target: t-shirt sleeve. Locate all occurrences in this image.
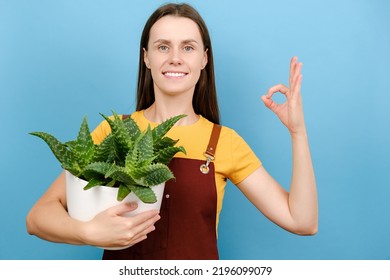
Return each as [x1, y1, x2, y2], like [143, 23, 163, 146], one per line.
[227, 129, 262, 185]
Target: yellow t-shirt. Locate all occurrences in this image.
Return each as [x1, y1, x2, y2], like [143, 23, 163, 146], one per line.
[91, 110, 262, 229]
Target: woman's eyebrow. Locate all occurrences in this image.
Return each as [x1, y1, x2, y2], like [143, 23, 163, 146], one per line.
[153, 39, 170, 45]
[182, 39, 199, 45]
[153, 39, 199, 45]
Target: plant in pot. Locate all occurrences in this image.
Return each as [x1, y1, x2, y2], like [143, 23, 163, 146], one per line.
[30, 111, 186, 234]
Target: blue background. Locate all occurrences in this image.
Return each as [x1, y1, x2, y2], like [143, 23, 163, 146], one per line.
[1, 0, 389, 260]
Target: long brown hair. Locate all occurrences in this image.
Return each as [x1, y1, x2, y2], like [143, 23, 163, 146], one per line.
[136, 3, 220, 124]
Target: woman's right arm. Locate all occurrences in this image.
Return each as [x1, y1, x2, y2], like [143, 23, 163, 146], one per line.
[26, 171, 160, 248]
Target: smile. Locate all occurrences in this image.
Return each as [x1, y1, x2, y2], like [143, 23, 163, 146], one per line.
[163, 72, 187, 77]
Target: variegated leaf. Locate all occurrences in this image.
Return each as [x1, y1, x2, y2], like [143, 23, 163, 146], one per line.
[72, 116, 95, 168]
[83, 178, 109, 190]
[133, 163, 174, 186]
[129, 185, 157, 203]
[100, 112, 132, 164]
[92, 134, 116, 162]
[154, 146, 186, 165]
[153, 136, 178, 151]
[151, 114, 186, 142]
[137, 126, 154, 166]
[29, 132, 80, 175]
[81, 161, 113, 178]
[125, 143, 139, 170]
[117, 184, 131, 201]
[130, 163, 165, 179]
[105, 164, 136, 185]
[123, 116, 141, 141]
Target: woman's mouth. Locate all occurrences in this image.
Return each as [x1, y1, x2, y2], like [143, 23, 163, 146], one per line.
[163, 72, 187, 78]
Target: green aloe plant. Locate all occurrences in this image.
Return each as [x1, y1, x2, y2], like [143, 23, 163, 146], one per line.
[30, 111, 186, 203]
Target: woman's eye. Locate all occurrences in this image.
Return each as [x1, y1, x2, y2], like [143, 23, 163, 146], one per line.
[158, 45, 169, 52]
[183, 45, 194, 52]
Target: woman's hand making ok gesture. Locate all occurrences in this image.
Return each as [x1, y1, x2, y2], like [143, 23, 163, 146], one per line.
[261, 56, 306, 136]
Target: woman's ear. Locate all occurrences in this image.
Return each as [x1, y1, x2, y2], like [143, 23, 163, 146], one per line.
[201, 49, 208, 70]
[143, 48, 150, 68]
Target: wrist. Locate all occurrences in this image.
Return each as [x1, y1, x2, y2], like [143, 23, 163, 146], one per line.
[73, 219, 91, 245]
[290, 128, 308, 141]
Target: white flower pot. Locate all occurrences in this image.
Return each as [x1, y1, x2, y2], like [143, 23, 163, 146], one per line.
[65, 170, 165, 250]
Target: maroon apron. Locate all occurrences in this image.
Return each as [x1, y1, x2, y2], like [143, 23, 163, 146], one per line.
[102, 124, 221, 260]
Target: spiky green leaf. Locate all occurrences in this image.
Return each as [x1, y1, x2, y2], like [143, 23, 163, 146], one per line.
[125, 141, 139, 170]
[123, 116, 141, 141]
[152, 114, 187, 142]
[100, 112, 132, 164]
[92, 134, 116, 162]
[29, 132, 80, 175]
[117, 184, 132, 201]
[72, 116, 95, 168]
[64, 140, 77, 150]
[132, 163, 174, 186]
[104, 164, 136, 185]
[129, 185, 157, 203]
[137, 126, 154, 166]
[83, 178, 110, 190]
[153, 136, 179, 151]
[154, 146, 186, 165]
[82, 161, 113, 177]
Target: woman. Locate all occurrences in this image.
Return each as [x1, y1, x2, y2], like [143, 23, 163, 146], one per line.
[26, 3, 318, 260]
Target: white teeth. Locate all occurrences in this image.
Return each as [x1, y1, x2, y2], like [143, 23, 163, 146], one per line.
[164, 72, 186, 77]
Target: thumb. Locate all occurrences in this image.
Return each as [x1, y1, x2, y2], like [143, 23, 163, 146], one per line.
[110, 202, 138, 216]
[261, 95, 278, 112]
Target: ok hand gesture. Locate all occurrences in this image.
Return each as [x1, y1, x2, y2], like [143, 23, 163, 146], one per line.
[261, 56, 306, 136]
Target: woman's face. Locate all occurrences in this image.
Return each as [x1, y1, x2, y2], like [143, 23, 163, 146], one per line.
[144, 15, 208, 98]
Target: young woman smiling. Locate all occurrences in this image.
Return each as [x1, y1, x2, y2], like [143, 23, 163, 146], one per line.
[26, 3, 318, 260]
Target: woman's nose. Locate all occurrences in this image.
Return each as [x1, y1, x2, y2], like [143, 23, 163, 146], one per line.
[169, 48, 183, 65]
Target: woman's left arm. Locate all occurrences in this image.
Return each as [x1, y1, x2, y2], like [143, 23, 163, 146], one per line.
[237, 56, 318, 235]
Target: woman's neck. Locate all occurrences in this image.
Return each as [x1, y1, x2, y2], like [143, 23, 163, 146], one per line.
[143, 100, 199, 126]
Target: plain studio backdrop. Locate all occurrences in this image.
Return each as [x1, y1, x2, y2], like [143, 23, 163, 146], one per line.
[1, 0, 389, 260]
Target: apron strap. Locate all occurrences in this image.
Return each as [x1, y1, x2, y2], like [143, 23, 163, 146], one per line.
[205, 124, 222, 158]
[200, 124, 222, 174]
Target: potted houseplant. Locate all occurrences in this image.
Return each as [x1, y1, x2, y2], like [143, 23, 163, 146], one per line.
[30, 111, 186, 224]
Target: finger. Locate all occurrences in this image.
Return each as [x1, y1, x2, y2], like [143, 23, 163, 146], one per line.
[128, 223, 158, 246]
[125, 214, 160, 243]
[293, 62, 302, 83]
[291, 64, 303, 97]
[107, 202, 138, 216]
[289, 56, 302, 94]
[129, 235, 148, 246]
[261, 94, 280, 113]
[129, 222, 156, 239]
[290, 57, 303, 87]
[138, 224, 157, 238]
[128, 209, 160, 226]
[266, 84, 289, 98]
[289, 56, 298, 84]
[292, 72, 303, 94]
